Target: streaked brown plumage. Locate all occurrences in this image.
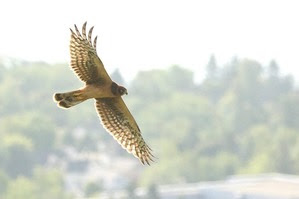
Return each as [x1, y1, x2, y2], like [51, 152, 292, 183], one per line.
[53, 22, 154, 165]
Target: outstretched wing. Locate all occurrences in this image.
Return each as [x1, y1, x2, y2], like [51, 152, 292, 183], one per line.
[95, 97, 154, 165]
[69, 22, 112, 84]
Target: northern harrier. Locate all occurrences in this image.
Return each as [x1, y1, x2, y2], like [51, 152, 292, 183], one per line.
[53, 22, 154, 165]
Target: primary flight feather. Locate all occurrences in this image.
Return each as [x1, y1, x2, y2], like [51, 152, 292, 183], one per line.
[53, 22, 154, 165]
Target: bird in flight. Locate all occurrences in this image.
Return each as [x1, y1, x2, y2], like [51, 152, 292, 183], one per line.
[53, 22, 154, 165]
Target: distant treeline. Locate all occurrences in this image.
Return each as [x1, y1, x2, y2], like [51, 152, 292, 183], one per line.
[0, 56, 298, 198]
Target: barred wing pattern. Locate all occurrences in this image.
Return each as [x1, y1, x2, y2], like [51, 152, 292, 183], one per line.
[69, 22, 111, 84]
[95, 97, 154, 165]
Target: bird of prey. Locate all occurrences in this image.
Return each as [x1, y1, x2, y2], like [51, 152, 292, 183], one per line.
[53, 22, 154, 165]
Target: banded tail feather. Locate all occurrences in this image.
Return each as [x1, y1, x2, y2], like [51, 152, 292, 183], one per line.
[53, 90, 86, 109]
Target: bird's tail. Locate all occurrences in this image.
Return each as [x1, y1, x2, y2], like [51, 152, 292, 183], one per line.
[53, 90, 86, 109]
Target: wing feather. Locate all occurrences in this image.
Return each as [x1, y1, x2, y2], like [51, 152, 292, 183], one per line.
[88, 26, 94, 45]
[69, 22, 111, 84]
[95, 97, 154, 165]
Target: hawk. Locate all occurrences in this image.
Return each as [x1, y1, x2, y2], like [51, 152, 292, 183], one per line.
[53, 22, 154, 165]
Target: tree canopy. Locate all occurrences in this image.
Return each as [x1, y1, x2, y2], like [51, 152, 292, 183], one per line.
[0, 56, 298, 197]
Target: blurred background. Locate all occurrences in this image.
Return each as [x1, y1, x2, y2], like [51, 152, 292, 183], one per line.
[0, 0, 299, 198]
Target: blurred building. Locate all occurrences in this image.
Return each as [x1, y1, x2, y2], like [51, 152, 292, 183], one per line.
[98, 173, 299, 199]
[146, 173, 299, 199]
[47, 146, 140, 197]
[49, 148, 299, 198]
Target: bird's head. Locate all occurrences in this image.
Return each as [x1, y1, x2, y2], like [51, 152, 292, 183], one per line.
[111, 82, 128, 96]
[117, 86, 128, 96]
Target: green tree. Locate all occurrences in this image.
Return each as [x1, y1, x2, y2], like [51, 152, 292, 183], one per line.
[0, 112, 56, 164]
[84, 180, 103, 197]
[32, 168, 71, 199]
[0, 57, 299, 194]
[0, 134, 34, 177]
[268, 59, 279, 77]
[4, 168, 71, 199]
[0, 169, 9, 196]
[5, 177, 37, 199]
[206, 54, 218, 79]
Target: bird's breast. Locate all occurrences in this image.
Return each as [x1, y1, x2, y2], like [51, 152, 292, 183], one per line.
[81, 83, 116, 99]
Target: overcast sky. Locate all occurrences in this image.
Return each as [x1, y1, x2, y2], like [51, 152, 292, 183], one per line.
[1, 0, 299, 82]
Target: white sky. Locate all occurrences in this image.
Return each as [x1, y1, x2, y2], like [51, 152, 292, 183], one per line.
[0, 0, 299, 82]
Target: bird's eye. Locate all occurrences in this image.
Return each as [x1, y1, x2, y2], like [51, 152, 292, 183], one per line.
[118, 87, 125, 95]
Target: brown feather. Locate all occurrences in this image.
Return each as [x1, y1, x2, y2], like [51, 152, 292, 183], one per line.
[69, 23, 111, 84]
[95, 97, 154, 165]
[93, 36, 98, 51]
[82, 22, 87, 39]
[88, 26, 94, 45]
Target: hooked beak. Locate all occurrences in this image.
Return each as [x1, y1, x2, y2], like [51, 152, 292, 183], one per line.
[125, 91, 128, 95]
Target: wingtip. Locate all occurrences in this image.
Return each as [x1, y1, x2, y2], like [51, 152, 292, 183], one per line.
[93, 35, 98, 49]
[69, 28, 75, 35]
[88, 26, 94, 44]
[144, 158, 153, 166]
[140, 153, 156, 166]
[82, 22, 88, 39]
[89, 26, 94, 34]
[74, 24, 81, 36]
